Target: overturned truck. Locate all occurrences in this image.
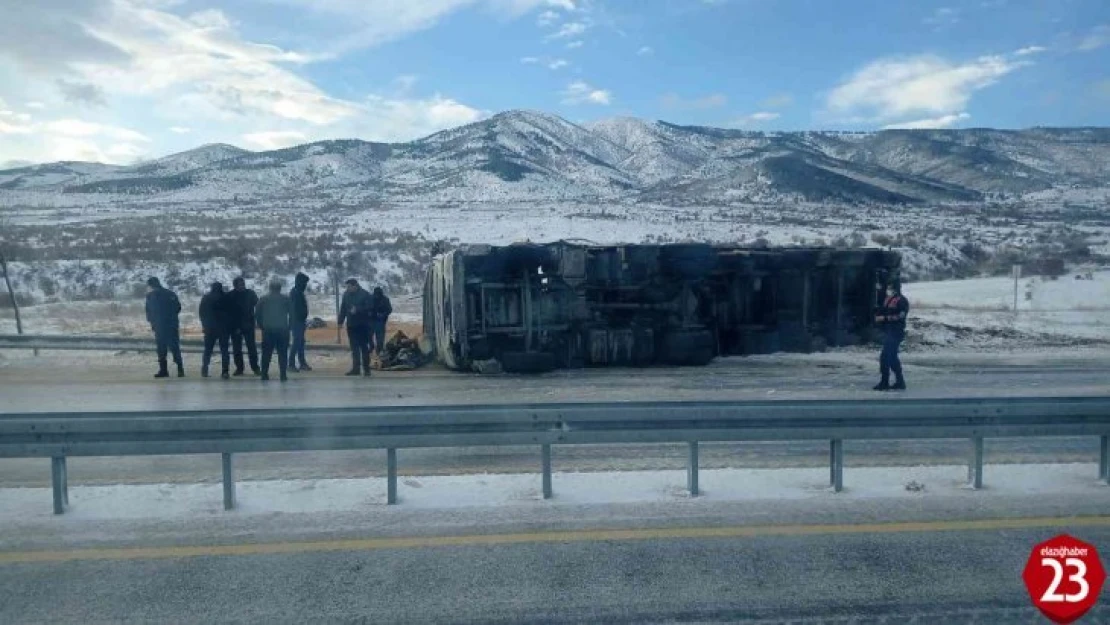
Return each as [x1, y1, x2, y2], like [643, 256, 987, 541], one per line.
[424, 242, 900, 373]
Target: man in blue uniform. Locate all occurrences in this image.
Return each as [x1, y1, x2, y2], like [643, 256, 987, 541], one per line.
[145, 277, 184, 379]
[338, 278, 374, 377]
[874, 280, 909, 391]
[198, 281, 231, 379]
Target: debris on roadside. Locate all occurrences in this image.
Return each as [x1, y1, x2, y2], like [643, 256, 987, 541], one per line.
[377, 330, 431, 371]
[904, 480, 926, 492]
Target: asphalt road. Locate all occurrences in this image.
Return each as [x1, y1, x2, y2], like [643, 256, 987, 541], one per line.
[3, 348, 1110, 412]
[2, 516, 1108, 624]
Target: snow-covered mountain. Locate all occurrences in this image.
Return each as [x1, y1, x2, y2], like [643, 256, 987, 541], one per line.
[2, 111, 1109, 206]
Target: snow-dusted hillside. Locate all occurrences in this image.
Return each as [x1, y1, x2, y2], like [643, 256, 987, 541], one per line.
[3, 111, 1109, 208]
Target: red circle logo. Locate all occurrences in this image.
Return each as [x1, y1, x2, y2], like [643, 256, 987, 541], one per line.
[1022, 534, 1106, 624]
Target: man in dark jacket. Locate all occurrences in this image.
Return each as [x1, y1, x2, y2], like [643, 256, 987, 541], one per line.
[227, 277, 261, 376]
[256, 279, 292, 382]
[338, 278, 374, 376]
[199, 281, 231, 379]
[874, 280, 910, 391]
[370, 286, 392, 358]
[288, 272, 311, 372]
[144, 277, 184, 379]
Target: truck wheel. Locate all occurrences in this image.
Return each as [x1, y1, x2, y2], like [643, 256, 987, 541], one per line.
[660, 330, 716, 366]
[499, 351, 558, 374]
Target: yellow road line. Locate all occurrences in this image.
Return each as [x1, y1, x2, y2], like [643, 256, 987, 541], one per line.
[3, 516, 1109, 565]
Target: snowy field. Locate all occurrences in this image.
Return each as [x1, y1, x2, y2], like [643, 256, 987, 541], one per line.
[904, 268, 1110, 345]
[0, 463, 1102, 524]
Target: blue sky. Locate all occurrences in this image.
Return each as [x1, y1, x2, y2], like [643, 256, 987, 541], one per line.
[0, 0, 1107, 164]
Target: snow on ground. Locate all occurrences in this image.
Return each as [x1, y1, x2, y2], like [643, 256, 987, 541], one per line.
[904, 268, 1110, 345]
[0, 464, 1101, 523]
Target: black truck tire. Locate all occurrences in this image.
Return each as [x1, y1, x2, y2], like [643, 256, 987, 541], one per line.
[499, 351, 559, 374]
[660, 330, 716, 366]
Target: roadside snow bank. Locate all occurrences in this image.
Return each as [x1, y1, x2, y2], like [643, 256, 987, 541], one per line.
[0, 463, 1101, 522]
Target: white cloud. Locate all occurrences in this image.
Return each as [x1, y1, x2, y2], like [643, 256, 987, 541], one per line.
[548, 58, 569, 69]
[637, 46, 653, 56]
[354, 93, 484, 141]
[44, 119, 150, 143]
[0, 119, 35, 135]
[732, 111, 780, 126]
[242, 130, 308, 150]
[882, 112, 970, 129]
[547, 21, 587, 40]
[566, 40, 584, 49]
[923, 7, 960, 27]
[561, 81, 610, 105]
[0, 1, 493, 163]
[1014, 45, 1047, 56]
[0, 110, 33, 124]
[106, 142, 147, 160]
[537, 10, 559, 26]
[826, 54, 1025, 125]
[661, 93, 728, 110]
[265, 0, 575, 55]
[761, 93, 794, 109]
[1079, 25, 1110, 51]
[520, 56, 540, 64]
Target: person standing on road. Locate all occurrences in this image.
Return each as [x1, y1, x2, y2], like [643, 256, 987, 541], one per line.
[288, 272, 312, 372]
[228, 276, 261, 376]
[144, 277, 184, 379]
[370, 286, 392, 360]
[338, 278, 374, 377]
[198, 281, 231, 379]
[874, 280, 909, 391]
[256, 279, 292, 382]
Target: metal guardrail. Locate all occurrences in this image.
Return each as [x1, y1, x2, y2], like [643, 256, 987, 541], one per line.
[0, 333, 348, 354]
[2, 396, 1108, 515]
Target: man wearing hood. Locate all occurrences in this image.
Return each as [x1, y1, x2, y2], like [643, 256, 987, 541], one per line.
[144, 277, 184, 378]
[338, 278, 374, 376]
[199, 281, 231, 379]
[228, 277, 261, 376]
[288, 272, 312, 372]
[370, 286, 392, 359]
[256, 279, 292, 382]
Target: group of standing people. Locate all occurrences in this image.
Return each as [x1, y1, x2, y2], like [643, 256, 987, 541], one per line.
[144, 275, 391, 382]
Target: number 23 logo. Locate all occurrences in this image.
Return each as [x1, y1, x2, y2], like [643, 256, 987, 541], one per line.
[1040, 558, 1089, 604]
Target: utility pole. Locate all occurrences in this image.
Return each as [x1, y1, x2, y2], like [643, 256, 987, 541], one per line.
[1012, 264, 1022, 314]
[333, 260, 342, 345]
[0, 248, 24, 336]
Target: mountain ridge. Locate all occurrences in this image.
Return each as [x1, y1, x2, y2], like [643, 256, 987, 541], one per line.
[2, 110, 1109, 206]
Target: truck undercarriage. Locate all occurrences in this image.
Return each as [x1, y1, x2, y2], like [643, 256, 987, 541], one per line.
[424, 242, 901, 373]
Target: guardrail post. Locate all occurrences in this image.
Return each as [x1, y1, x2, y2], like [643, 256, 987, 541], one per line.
[51, 456, 68, 515]
[967, 437, 984, 490]
[386, 448, 398, 505]
[541, 444, 553, 500]
[1100, 435, 1108, 484]
[222, 453, 236, 510]
[687, 441, 700, 497]
[829, 440, 843, 493]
